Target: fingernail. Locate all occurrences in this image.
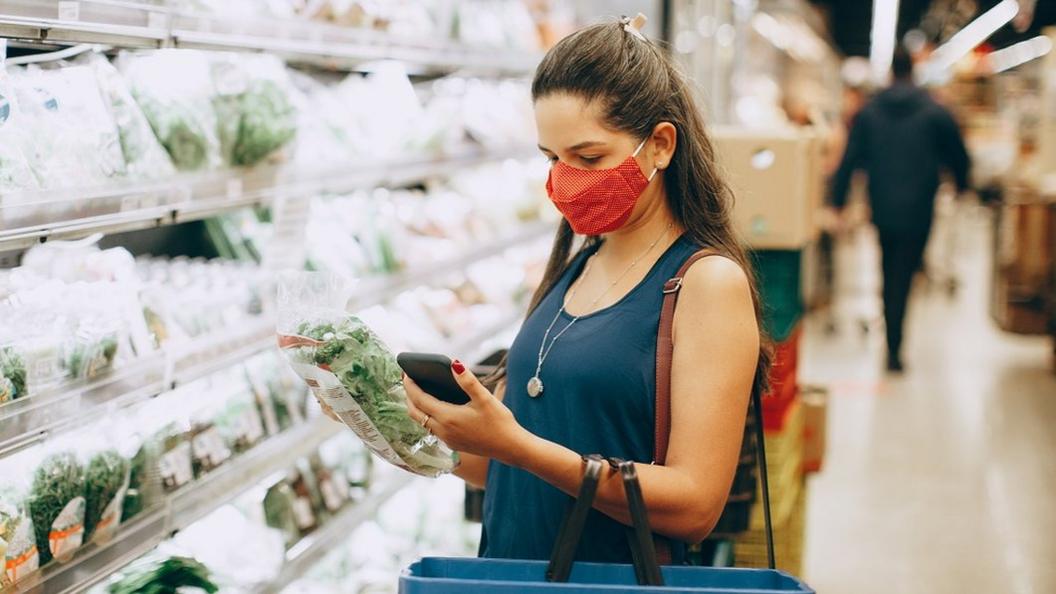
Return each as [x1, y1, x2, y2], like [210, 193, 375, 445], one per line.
[452, 359, 466, 374]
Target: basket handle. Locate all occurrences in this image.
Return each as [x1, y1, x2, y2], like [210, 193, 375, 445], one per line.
[546, 456, 664, 586]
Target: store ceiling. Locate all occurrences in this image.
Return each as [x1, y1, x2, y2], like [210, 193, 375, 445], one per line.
[808, 0, 1056, 57]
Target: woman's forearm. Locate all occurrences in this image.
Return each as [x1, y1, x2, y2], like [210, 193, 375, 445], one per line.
[454, 452, 490, 489]
[506, 429, 722, 543]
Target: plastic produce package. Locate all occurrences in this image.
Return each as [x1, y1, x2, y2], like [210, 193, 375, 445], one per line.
[9, 65, 127, 191]
[0, 466, 40, 588]
[118, 50, 223, 171]
[277, 272, 455, 477]
[208, 53, 298, 167]
[77, 53, 176, 180]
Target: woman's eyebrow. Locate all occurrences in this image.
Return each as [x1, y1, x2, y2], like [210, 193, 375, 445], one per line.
[537, 140, 607, 153]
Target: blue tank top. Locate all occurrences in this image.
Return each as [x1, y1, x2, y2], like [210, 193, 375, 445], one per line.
[481, 233, 701, 564]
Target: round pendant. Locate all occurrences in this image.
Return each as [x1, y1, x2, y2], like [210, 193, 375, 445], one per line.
[527, 376, 544, 398]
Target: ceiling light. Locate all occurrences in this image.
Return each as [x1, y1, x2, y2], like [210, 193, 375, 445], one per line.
[870, 0, 901, 84]
[988, 35, 1052, 73]
[927, 0, 1019, 77]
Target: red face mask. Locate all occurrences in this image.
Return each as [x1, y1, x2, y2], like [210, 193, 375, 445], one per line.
[545, 139, 658, 235]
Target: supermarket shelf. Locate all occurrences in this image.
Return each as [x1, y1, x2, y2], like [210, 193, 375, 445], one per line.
[31, 414, 341, 594]
[352, 220, 555, 309]
[0, 216, 546, 456]
[0, 317, 274, 457]
[0, 147, 538, 252]
[0, 1, 540, 74]
[263, 474, 418, 594]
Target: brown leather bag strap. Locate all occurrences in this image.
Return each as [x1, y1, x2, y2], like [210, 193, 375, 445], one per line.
[654, 248, 718, 465]
[651, 248, 717, 567]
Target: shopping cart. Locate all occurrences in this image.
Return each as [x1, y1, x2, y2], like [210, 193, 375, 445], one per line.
[399, 456, 814, 594]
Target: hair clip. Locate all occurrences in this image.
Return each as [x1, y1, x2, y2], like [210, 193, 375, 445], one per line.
[622, 13, 648, 42]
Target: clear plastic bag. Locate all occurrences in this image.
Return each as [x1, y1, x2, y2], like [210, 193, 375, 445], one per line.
[276, 272, 455, 477]
[0, 453, 41, 588]
[77, 52, 176, 180]
[118, 50, 223, 171]
[208, 53, 298, 167]
[0, 71, 41, 194]
[9, 65, 128, 189]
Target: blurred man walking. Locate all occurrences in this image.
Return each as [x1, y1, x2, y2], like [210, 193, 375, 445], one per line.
[830, 49, 970, 372]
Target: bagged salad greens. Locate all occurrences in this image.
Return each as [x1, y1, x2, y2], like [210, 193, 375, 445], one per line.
[0, 344, 26, 403]
[118, 50, 223, 171]
[77, 53, 176, 180]
[209, 53, 297, 167]
[277, 272, 455, 477]
[83, 449, 130, 544]
[0, 487, 39, 588]
[27, 451, 85, 564]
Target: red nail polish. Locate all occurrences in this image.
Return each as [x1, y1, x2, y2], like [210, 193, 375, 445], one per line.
[452, 359, 466, 374]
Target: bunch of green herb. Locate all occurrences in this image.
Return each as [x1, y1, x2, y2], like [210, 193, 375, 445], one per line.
[28, 452, 85, 564]
[0, 346, 27, 402]
[228, 79, 297, 166]
[84, 450, 129, 539]
[291, 318, 454, 476]
[108, 556, 218, 594]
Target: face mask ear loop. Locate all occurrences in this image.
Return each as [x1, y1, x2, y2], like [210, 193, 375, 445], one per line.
[632, 138, 649, 157]
[647, 167, 659, 182]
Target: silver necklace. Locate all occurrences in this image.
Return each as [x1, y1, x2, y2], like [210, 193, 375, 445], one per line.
[527, 223, 673, 398]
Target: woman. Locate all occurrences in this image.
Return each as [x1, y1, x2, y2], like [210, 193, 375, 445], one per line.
[402, 18, 770, 564]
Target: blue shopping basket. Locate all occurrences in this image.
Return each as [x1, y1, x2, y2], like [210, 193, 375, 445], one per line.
[399, 457, 814, 594]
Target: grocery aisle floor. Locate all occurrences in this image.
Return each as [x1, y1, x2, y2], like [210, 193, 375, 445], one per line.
[800, 204, 1056, 594]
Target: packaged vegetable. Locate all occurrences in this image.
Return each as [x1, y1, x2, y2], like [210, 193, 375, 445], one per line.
[0, 344, 26, 403]
[27, 451, 85, 564]
[263, 480, 301, 547]
[0, 72, 40, 194]
[77, 52, 176, 180]
[9, 65, 127, 191]
[277, 272, 456, 477]
[208, 53, 297, 167]
[83, 449, 130, 544]
[156, 425, 194, 493]
[0, 488, 39, 587]
[118, 50, 223, 171]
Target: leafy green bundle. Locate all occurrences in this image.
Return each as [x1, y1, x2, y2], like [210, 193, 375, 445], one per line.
[0, 346, 26, 402]
[283, 317, 454, 477]
[28, 452, 85, 564]
[84, 450, 129, 540]
[108, 556, 218, 594]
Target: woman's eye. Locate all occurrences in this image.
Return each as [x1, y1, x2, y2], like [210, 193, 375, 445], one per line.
[545, 155, 558, 164]
[579, 155, 601, 164]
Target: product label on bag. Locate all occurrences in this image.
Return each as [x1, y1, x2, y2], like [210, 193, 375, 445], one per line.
[281, 352, 411, 472]
[319, 478, 343, 512]
[3, 518, 39, 586]
[49, 497, 85, 562]
[192, 428, 231, 471]
[291, 496, 315, 530]
[159, 442, 194, 490]
[91, 485, 127, 545]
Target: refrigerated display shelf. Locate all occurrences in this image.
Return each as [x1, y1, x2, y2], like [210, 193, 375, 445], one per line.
[13, 309, 528, 594]
[0, 147, 539, 252]
[0, 1, 541, 74]
[29, 413, 342, 594]
[0, 317, 274, 457]
[0, 218, 548, 457]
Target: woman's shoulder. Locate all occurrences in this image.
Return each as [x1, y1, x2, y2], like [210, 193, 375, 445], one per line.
[678, 248, 753, 310]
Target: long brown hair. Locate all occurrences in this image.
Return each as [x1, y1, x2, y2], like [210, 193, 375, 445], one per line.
[490, 20, 771, 400]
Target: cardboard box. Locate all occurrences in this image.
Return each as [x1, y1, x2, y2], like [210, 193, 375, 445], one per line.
[712, 127, 823, 249]
[801, 385, 828, 474]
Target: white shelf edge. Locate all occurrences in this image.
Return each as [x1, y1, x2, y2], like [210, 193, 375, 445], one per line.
[0, 217, 548, 454]
[0, 2, 540, 73]
[0, 147, 538, 252]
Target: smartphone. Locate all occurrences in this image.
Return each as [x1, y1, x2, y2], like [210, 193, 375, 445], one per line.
[396, 352, 471, 405]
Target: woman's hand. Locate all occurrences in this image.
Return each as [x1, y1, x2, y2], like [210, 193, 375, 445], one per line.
[403, 360, 527, 465]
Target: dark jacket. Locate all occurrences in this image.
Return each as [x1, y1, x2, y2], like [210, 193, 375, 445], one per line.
[831, 81, 970, 235]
